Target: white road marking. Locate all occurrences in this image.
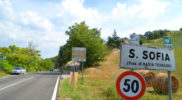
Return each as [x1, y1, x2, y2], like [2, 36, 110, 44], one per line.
[51, 76, 59, 100]
[0, 77, 33, 92]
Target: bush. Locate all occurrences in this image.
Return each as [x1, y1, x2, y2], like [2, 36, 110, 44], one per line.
[0, 60, 14, 73]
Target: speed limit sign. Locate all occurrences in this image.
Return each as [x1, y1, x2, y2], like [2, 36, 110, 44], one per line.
[116, 71, 146, 100]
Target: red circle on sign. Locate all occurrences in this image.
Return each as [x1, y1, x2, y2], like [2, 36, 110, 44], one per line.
[116, 71, 146, 100]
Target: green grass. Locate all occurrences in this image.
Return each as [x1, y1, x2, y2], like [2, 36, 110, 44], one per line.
[59, 78, 114, 100]
[145, 31, 182, 48]
[59, 31, 182, 100]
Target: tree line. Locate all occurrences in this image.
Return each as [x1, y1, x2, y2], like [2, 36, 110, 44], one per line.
[2, 21, 175, 74]
[0, 44, 54, 73]
[51, 21, 182, 70]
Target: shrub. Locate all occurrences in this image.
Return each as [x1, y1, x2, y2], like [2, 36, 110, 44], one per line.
[0, 60, 14, 73]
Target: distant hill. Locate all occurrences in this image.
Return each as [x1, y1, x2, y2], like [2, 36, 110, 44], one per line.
[145, 31, 182, 48]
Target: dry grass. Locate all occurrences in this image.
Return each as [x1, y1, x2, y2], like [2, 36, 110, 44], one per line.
[84, 53, 125, 83]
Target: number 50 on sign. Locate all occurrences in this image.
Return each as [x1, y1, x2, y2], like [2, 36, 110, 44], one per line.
[116, 71, 146, 100]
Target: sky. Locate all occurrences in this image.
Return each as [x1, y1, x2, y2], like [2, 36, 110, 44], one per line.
[0, 0, 182, 58]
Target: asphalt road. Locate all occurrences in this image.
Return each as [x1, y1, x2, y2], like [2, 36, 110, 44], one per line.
[0, 71, 62, 100]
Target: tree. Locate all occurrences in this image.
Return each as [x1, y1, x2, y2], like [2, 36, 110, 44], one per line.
[143, 30, 169, 40]
[106, 29, 121, 48]
[57, 44, 70, 67]
[107, 36, 116, 48]
[26, 41, 40, 71]
[39, 59, 54, 71]
[47, 56, 58, 68]
[57, 21, 106, 67]
[180, 28, 182, 31]
[0, 44, 52, 73]
[0, 60, 14, 73]
[0, 47, 11, 58]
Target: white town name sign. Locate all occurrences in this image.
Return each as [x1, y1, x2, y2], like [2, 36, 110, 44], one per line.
[120, 44, 176, 71]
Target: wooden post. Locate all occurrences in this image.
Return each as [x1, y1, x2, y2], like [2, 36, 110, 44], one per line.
[69, 71, 73, 85]
[69, 70, 78, 85]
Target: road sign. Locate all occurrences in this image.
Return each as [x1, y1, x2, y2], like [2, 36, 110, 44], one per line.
[164, 36, 171, 44]
[120, 44, 176, 71]
[164, 36, 173, 100]
[116, 71, 146, 100]
[164, 36, 172, 49]
[72, 47, 86, 62]
[130, 33, 140, 45]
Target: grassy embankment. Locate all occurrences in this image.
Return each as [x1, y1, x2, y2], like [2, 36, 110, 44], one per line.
[59, 31, 182, 100]
[0, 71, 9, 78]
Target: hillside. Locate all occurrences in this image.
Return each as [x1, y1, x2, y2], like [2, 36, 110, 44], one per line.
[145, 31, 182, 79]
[145, 31, 182, 98]
[59, 31, 182, 100]
[145, 31, 182, 48]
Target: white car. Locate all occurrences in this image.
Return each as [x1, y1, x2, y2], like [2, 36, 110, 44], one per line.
[11, 67, 26, 74]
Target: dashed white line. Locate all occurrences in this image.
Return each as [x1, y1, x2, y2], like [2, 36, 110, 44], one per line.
[0, 77, 33, 92]
[51, 76, 59, 100]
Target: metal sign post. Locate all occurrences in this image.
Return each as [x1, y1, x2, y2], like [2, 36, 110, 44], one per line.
[72, 47, 86, 84]
[129, 33, 140, 71]
[168, 71, 172, 100]
[164, 36, 172, 100]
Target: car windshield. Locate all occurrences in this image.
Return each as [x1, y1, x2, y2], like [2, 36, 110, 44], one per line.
[14, 67, 22, 70]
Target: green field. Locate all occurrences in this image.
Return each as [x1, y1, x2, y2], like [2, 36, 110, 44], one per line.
[59, 31, 182, 100]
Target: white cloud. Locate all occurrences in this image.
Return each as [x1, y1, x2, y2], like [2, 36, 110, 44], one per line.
[56, 0, 170, 39]
[0, 0, 67, 56]
[58, 0, 103, 28]
[111, 3, 139, 19]
[0, 0, 15, 21]
[0, 0, 176, 58]
[102, 0, 170, 37]
[139, 0, 169, 19]
[111, 0, 169, 20]
[20, 11, 54, 32]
